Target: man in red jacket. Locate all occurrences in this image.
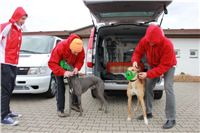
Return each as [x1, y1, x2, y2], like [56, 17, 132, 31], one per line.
[1, 7, 27, 126]
[132, 24, 177, 129]
[48, 34, 85, 117]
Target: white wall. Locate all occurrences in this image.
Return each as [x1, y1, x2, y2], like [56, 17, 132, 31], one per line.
[170, 38, 200, 76]
[80, 38, 200, 76]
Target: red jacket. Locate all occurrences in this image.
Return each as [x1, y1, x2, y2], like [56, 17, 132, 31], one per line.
[132, 24, 177, 78]
[0, 7, 27, 65]
[48, 34, 85, 76]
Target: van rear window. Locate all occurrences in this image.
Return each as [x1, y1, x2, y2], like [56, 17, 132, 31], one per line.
[100, 12, 154, 18]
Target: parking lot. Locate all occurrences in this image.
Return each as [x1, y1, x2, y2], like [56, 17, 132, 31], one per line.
[1, 82, 200, 133]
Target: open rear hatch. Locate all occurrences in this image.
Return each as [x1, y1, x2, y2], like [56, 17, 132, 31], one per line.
[83, 0, 172, 24]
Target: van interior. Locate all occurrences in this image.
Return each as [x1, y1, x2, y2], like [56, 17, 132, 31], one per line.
[94, 24, 147, 81]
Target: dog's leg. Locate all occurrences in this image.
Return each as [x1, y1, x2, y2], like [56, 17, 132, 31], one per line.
[139, 97, 148, 125]
[95, 81, 108, 113]
[98, 96, 103, 111]
[97, 93, 108, 113]
[127, 94, 132, 121]
[77, 95, 83, 116]
[133, 99, 140, 113]
[68, 93, 72, 116]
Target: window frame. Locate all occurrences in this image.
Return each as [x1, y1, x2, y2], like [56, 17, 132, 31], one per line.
[189, 49, 198, 58]
[175, 49, 180, 58]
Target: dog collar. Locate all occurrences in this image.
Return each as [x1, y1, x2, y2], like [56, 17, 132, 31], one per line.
[130, 79, 137, 82]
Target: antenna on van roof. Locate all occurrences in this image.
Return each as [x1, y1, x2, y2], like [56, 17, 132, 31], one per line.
[160, 5, 168, 26]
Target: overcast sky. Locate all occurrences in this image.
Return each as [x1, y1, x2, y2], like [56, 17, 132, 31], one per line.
[0, 0, 199, 31]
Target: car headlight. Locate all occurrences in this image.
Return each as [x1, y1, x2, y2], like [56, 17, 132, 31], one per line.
[28, 66, 49, 75]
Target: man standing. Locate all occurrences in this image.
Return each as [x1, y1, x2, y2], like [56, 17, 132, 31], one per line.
[48, 34, 85, 117]
[132, 24, 177, 129]
[1, 7, 28, 126]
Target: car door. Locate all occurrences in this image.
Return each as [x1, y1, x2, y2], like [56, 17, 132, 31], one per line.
[83, 0, 172, 24]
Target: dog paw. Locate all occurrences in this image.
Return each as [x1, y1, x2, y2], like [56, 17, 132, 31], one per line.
[144, 117, 148, 125]
[127, 117, 131, 121]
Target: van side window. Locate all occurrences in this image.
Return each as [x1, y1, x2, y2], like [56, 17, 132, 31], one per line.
[56, 39, 61, 45]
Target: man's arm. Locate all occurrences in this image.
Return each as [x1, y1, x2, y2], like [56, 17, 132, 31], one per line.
[48, 43, 66, 76]
[0, 23, 12, 43]
[147, 43, 175, 78]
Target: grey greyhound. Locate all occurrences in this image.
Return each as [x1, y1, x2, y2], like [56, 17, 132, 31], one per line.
[66, 75, 108, 116]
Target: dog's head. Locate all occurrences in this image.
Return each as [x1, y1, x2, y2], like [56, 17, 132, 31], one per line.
[67, 75, 80, 87]
[126, 67, 139, 81]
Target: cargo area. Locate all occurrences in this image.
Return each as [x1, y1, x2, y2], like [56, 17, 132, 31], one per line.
[93, 25, 147, 82]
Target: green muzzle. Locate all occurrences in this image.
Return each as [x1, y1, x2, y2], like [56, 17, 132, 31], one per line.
[125, 70, 136, 81]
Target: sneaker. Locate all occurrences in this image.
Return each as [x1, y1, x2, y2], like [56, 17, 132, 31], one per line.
[137, 113, 153, 120]
[1, 115, 19, 126]
[57, 111, 69, 117]
[8, 112, 22, 118]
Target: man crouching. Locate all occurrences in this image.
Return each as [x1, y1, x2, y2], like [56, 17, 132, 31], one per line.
[48, 34, 85, 117]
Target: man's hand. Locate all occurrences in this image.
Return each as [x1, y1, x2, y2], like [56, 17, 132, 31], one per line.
[138, 72, 147, 79]
[64, 71, 74, 77]
[132, 61, 139, 71]
[72, 68, 78, 75]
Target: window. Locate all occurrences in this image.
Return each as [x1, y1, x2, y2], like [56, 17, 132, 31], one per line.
[56, 39, 61, 45]
[21, 36, 54, 54]
[100, 12, 154, 18]
[189, 49, 198, 58]
[175, 49, 180, 58]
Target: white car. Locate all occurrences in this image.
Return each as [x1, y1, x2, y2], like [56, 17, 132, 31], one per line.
[13, 35, 62, 98]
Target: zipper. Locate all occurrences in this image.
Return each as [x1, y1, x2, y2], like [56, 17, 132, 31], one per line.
[151, 46, 156, 67]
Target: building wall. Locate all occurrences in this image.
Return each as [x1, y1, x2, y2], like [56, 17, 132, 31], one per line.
[79, 38, 200, 76]
[170, 38, 200, 76]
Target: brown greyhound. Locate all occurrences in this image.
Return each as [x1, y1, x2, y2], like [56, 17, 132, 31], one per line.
[126, 67, 148, 125]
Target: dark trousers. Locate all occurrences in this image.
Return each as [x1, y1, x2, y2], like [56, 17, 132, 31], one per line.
[1, 63, 17, 120]
[55, 76, 78, 112]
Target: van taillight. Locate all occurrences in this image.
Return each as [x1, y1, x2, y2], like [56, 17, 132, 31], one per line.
[87, 28, 95, 68]
[87, 49, 93, 67]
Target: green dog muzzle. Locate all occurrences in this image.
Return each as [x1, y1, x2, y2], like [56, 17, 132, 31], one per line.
[125, 70, 137, 81]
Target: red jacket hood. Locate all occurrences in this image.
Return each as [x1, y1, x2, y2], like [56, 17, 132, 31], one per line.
[144, 24, 165, 45]
[9, 7, 27, 23]
[65, 34, 80, 45]
[63, 34, 81, 52]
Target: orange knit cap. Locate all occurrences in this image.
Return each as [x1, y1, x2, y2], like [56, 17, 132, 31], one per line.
[69, 38, 83, 53]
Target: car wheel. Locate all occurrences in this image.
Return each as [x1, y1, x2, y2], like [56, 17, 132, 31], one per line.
[153, 90, 163, 100]
[44, 76, 56, 98]
[91, 89, 96, 98]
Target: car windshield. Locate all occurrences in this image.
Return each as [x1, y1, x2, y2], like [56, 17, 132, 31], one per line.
[20, 36, 55, 54]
